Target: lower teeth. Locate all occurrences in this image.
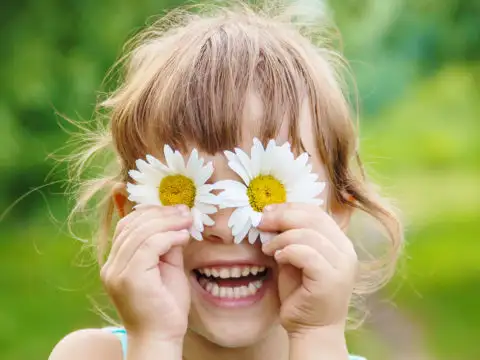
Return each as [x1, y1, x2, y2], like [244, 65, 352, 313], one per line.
[198, 278, 263, 298]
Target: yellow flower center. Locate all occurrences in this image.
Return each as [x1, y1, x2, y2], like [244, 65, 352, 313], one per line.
[159, 175, 196, 208]
[247, 175, 286, 212]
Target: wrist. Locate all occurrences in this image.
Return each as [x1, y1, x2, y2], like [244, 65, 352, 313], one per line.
[127, 332, 183, 360]
[288, 325, 349, 360]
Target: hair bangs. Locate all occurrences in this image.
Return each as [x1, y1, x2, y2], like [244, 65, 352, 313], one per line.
[109, 18, 311, 171]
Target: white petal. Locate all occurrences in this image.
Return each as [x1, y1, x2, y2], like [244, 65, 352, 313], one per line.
[248, 227, 260, 244]
[135, 159, 163, 181]
[192, 208, 204, 233]
[126, 183, 161, 205]
[186, 148, 200, 175]
[213, 180, 247, 193]
[172, 150, 187, 174]
[234, 218, 252, 244]
[163, 145, 177, 171]
[217, 194, 249, 209]
[213, 181, 249, 208]
[194, 161, 214, 186]
[302, 197, 324, 206]
[146, 154, 170, 174]
[234, 148, 253, 179]
[295, 152, 309, 168]
[224, 150, 237, 163]
[310, 181, 327, 197]
[287, 180, 326, 202]
[128, 170, 147, 184]
[250, 138, 264, 176]
[197, 184, 213, 193]
[250, 211, 263, 227]
[190, 226, 203, 241]
[197, 193, 221, 205]
[229, 207, 252, 236]
[261, 139, 276, 174]
[259, 231, 275, 244]
[202, 214, 215, 226]
[228, 160, 251, 185]
[195, 202, 217, 214]
[128, 169, 161, 187]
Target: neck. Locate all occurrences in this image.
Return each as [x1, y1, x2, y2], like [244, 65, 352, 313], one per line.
[183, 325, 289, 360]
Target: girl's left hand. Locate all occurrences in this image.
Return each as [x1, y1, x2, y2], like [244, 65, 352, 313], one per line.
[259, 203, 358, 336]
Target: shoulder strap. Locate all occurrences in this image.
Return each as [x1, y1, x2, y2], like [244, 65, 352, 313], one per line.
[104, 327, 127, 358]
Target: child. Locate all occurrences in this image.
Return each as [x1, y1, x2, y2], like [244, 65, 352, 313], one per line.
[49, 2, 402, 360]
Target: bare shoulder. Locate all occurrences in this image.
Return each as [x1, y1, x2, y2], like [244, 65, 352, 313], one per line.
[49, 328, 123, 360]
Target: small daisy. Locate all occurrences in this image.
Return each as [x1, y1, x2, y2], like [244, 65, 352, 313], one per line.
[126, 145, 219, 240]
[214, 138, 325, 244]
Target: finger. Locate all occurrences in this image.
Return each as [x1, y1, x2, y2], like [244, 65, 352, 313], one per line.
[277, 263, 301, 303]
[110, 205, 191, 259]
[262, 229, 343, 269]
[159, 246, 186, 292]
[259, 203, 354, 254]
[162, 246, 185, 269]
[114, 230, 190, 277]
[274, 243, 330, 283]
[107, 213, 193, 273]
[113, 204, 186, 244]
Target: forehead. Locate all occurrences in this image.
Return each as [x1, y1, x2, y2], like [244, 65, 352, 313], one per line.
[139, 92, 327, 185]
[178, 93, 326, 178]
[176, 92, 315, 156]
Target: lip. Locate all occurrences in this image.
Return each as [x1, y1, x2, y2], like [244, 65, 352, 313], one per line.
[189, 264, 273, 309]
[190, 259, 271, 270]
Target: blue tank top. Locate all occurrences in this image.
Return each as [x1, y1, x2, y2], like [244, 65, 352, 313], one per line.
[105, 327, 366, 359]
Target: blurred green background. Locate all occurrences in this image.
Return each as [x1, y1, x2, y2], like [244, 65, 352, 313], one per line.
[0, 1, 478, 359]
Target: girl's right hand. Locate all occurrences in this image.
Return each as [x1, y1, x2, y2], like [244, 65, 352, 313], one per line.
[100, 204, 193, 343]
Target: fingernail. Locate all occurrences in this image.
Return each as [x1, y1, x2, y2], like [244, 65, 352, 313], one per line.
[274, 250, 283, 258]
[133, 203, 150, 210]
[176, 204, 190, 216]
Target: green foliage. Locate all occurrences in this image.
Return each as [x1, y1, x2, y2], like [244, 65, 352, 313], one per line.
[1, 0, 479, 359]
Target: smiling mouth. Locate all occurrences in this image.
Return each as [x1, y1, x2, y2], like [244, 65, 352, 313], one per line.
[193, 266, 271, 299]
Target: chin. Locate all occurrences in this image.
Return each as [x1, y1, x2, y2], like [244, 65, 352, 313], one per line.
[194, 315, 278, 348]
[187, 264, 280, 348]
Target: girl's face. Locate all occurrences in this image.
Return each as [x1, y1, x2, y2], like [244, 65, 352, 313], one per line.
[177, 96, 332, 348]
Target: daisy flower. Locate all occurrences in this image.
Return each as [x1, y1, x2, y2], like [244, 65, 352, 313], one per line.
[126, 145, 219, 240]
[214, 138, 326, 244]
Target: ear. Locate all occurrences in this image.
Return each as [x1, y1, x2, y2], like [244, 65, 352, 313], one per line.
[329, 193, 354, 232]
[112, 183, 132, 218]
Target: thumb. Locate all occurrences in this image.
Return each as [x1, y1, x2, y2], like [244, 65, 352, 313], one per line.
[278, 263, 301, 303]
[163, 245, 185, 269]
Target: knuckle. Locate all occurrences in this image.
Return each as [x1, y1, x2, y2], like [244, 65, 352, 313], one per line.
[283, 202, 297, 211]
[109, 273, 131, 292]
[139, 238, 154, 252]
[139, 235, 163, 252]
[277, 210, 296, 228]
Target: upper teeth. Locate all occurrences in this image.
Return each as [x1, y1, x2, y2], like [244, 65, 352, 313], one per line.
[197, 266, 266, 278]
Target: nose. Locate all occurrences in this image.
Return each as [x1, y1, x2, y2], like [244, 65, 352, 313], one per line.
[202, 207, 236, 244]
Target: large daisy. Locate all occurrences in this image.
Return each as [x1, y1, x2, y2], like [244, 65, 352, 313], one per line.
[126, 145, 219, 240]
[214, 138, 325, 244]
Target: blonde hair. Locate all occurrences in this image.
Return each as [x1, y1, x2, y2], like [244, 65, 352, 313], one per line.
[67, 1, 403, 327]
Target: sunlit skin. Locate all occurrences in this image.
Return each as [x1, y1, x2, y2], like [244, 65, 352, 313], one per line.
[49, 95, 357, 360]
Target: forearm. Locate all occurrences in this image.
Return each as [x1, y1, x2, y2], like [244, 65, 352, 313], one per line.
[288, 326, 349, 360]
[127, 336, 183, 360]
